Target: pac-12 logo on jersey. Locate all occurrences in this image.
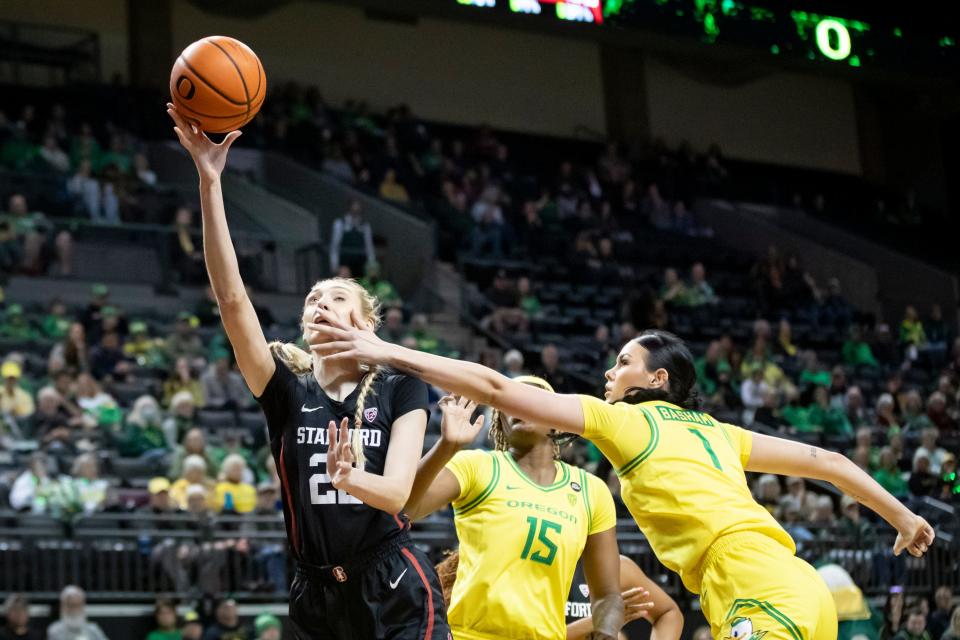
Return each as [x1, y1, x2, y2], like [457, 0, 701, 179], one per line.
[579, 584, 589, 598]
[364, 407, 378, 423]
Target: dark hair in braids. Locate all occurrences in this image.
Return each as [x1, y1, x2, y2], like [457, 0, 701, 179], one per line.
[619, 329, 701, 410]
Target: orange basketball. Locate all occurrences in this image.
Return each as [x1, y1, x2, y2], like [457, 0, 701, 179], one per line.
[170, 36, 266, 134]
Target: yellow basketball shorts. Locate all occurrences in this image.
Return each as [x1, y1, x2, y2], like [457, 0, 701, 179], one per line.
[699, 531, 838, 639]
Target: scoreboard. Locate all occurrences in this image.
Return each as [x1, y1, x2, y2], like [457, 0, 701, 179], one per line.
[452, 0, 958, 72]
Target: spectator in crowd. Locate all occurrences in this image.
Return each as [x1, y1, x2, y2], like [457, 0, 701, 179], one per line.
[164, 313, 205, 365]
[926, 392, 957, 432]
[516, 276, 541, 317]
[329, 199, 375, 276]
[752, 388, 788, 431]
[170, 454, 216, 510]
[883, 589, 907, 639]
[659, 267, 687, 305]
[359, 262, 401, 308]
[876, 393, 900, 431]
[502, 349, 526, 378]
[810, 494, 836, 528]
[0, 593, 41, 640]
[117, 395, 168, 459]
[8, 453, 53, 512]
[808, 385, 853, 437]
[168, 428, 217, 479]
[873, 447, 909, 498]
[695, 340, 730, 397]
[900, 305, 928, 350]
[690, 628, 712, 640]
[376, 307, 406, 344]
[124, 321, 165, 368]
[778, 477, 818, 522]
[908, 454, 939, 498]
[182, 611, 203, 640]
[927, 586, 953, 640]
[820, 277, 852, 329]
[134, 152, 157, 186]
[941, 608, 960, 640]
[210, 431, 256, 482]
[48, 322, 90, 374]
[201, 599, 248, 640]
[201, 351, 250, 410]
[2, 194, 73, 276]
[902, 390, 933, 433]
[914, 428, 948, 475]
[90, 330, 131, 380]
[837, 495, 877, 549]
[38, 134, 69, 172]
[893, 609, 931, 640]
[68, 159, 120, 224]
[686, 262, 718, 306]
[47, 586, 108, 640]
[163, 358, 204, 408]
[740, 365, 770, 424]
[169, 207, 204, 284]
[843, 386, 868, 429]
[485, 270, 528, 336]
[470, 185, 506, 257]
[40, 298, 71, 340]
[776, 319, 799, 360]
[535, 343, 571, 393]
[406, 312, 451, 355]
[0, 304, 37, 340]
[252, 614, 281, 640]
[140, 478, 174, 518]
[0, 361, 35, 420]
[75, 372, 116, 417]
[378, 167, 410, 204]
[214, 454, 256, 513]
[754, 474, 781, 514]
[145, 599, 179, 640]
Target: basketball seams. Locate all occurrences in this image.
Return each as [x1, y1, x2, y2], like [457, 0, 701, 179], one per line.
[178, 54, 246, 106]
[206, 37, 252, 123]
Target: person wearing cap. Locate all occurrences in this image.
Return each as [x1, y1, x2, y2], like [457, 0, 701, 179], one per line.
[139, 478, 175, 522]
[0, 304, 37, 340]
[146, 599, 180, 640]
[0, 593, 42, 640]
[403, 380, 649, 640]
[124, 320, 165, 367]
[0, 360, 35, 419]
[181, 611, 203, 640]
[838, 495, 877, 549]
[164, 312, 204, 364]
[253, 614, 281, 640]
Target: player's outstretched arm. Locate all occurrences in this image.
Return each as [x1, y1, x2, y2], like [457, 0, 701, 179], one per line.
[167, 105, 273, 396]
[747, 432, 935, 557]
[404, 396, 484, 521]
[579, 528, 624, 640]
[306, 309, 586, 435]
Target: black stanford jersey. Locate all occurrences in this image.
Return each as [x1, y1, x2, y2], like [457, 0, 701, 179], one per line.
[256, 356, 429, 565]
[565, 561, 592, 624]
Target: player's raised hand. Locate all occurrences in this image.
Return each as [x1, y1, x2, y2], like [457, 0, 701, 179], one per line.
[438, 395, 485, 449]
[621, 586, 655, 623]
[307, 308, 392, 367]
[166, 103, 241, 181]
[327, 417, 355, 490]
[894, 514, 935, 557]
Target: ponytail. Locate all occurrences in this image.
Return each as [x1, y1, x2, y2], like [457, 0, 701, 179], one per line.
[619, 330, 701, 410]
[351, 365, 382, 470]
[268, 341, 313, 375]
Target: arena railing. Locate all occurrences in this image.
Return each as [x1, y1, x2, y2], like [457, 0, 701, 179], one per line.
[0, 511, 952, 602]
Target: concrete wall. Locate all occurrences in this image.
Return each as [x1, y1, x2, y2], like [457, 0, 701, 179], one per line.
[0, 0, 129, 81]
[645, 56, 862, 175]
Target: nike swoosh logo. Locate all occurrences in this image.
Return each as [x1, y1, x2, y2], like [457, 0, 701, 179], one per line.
[505, 485, 521, 490]
[301, 405, 323, 413]
[389, 568, 407, 589]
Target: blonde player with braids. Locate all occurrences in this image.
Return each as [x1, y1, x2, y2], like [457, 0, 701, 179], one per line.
[167, 105, 450, 640]
[403, 377, 643, 640]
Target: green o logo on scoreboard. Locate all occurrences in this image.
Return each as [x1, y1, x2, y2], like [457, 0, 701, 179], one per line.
[815, 19, 852, 60]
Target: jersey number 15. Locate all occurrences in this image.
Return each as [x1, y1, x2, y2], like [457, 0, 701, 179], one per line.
[308, 453, 363, 505]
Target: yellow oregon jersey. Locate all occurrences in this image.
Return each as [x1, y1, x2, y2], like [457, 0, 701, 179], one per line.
[445, 449, 616, 640]
[579, 396, 794, 593]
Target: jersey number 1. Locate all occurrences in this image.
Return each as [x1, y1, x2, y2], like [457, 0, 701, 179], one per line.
[688, 428, 723, 471]
[308, 453, 363, 505]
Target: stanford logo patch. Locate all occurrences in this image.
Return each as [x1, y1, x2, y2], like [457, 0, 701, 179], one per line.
[364, 407, 378, 423]
[579, 584, 590, 598]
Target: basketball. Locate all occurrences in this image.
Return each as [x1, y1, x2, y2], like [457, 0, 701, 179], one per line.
[169, 36, 265, 134]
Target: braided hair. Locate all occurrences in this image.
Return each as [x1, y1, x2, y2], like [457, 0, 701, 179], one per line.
[619, 329, 702, 410]
[350, 365, 382, 470]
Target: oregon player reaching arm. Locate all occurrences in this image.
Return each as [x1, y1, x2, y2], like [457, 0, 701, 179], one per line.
[404, 380, 623, 640]
[311, 320, 934, 640]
